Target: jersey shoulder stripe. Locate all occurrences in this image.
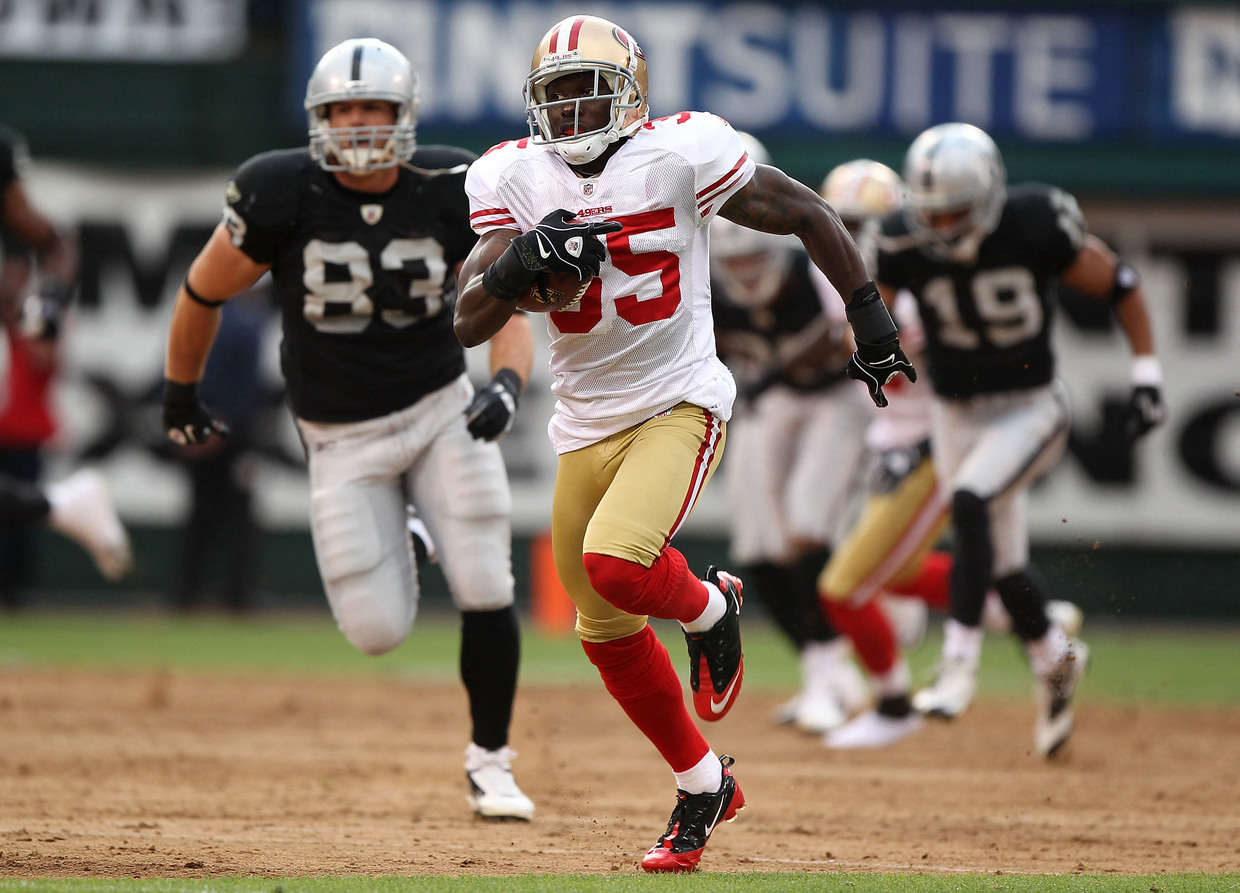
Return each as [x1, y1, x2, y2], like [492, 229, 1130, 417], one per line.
[697, 155, 748, 217]
[469, 207, 517, 229]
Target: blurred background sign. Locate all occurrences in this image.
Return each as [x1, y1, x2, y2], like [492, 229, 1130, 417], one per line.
[301, 1, 1240, 142]
[0, 0, 1234, 612]
[0, 0, 248, 60]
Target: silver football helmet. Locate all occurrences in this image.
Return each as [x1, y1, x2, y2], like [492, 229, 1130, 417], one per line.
[524, 15, 649, 165]
[710, 216, 797, 309]
[902, 123, 1005, 263]
[305, 38, 418, 174]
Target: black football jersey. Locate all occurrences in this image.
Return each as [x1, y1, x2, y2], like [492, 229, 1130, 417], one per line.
[875, 184, 1084, 398]
[222, 145, 477, 423]
[712, 251, 847, 392]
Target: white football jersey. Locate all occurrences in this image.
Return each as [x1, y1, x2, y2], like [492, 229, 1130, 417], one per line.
[467, 112, 755, 453]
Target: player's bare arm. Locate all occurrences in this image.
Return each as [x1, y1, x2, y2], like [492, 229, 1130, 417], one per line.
[165, 224, 269, 384]
[1059, 234, 1156, 356]
[722, 166, 914, 406]
[719, 166, 871, 305]
[455, 228, 520, 348]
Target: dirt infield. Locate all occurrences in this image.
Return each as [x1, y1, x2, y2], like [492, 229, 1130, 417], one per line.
[1, 668, 1237, 878]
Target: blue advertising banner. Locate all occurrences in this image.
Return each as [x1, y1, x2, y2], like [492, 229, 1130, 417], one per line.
[296, 1, 1240, 144]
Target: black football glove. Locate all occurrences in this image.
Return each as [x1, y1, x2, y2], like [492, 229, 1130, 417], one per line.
[1121, 384, 1165, 440]
[465, 368, 522, 442]
[162, 379, 229, 446]
[482, 209, 623, 300]
[844, 282, 917, 408]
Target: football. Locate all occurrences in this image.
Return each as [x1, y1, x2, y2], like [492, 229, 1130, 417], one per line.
[516, 270, 592, 313]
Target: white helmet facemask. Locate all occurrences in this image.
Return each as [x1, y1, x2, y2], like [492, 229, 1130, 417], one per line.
[305, 38, 419, 175]
[525, 64, 645, 165]
[523, 16, 650, 166]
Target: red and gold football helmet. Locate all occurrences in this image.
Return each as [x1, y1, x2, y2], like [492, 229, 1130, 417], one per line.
[524, 15, 649, 165]
[819, 159, 903, 235]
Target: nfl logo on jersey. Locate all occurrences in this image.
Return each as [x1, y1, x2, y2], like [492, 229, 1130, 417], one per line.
[360, 204, 384, 225]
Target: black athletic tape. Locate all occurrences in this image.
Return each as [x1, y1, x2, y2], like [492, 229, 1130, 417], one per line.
[845, 281, 898, 346]
[184, 279, 225, 308]
[1109, 262, 1140, 305]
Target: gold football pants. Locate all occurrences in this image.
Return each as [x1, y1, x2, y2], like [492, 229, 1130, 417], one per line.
[551, 403, 726, 643]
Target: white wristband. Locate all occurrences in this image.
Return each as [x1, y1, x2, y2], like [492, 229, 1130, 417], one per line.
[1131, 355, 1162, 387]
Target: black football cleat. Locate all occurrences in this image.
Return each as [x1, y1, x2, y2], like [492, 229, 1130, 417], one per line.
[685, 566, 744, 721]
[640, 755, 745, 873]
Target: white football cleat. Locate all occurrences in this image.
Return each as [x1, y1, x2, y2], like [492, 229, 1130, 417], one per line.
[465, 743, 534, 820]
[912, 656, 978, 719]
[1047, 600, 1084, 639]
[825, 708, 924, 749]
[793, 685, 847, 734]
[1033, 639, 1090, 758]
[46, 470, 133, 582]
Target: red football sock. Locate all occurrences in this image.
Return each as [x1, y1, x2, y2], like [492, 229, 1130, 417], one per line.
[583, 548, 707, 622]
[582, 624, 709, 772]
[888, 550, 952, 611]
[824, 598, 898, 676]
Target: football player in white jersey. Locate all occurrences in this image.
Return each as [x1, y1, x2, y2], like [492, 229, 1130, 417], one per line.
[455, 15, 914, 873]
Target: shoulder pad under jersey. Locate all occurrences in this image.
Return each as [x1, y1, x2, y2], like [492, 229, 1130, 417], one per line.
[227, 148, 318, 228]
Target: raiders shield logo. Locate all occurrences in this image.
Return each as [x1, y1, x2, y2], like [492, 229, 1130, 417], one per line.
[361, 204, 384, 225]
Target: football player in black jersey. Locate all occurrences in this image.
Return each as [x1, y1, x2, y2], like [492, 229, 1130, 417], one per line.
[873, 123, 1164, 757]
[161, 39, 536, 818]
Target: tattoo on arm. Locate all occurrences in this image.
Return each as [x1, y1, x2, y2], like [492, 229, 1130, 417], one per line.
[719, 167, 823, 236]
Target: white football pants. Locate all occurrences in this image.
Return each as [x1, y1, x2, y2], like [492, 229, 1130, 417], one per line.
[296, 373, 515, 656]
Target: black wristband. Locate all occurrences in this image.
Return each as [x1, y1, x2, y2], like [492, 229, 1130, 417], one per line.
[845, 281, 898, 346]
[492, 367, 523, 401]
[163, 378, 200, 406]
[1109, 263, 1140, 305]
[482, 244, 539, 301]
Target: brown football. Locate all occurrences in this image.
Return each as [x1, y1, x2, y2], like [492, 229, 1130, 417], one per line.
[516, 270, 592, 313]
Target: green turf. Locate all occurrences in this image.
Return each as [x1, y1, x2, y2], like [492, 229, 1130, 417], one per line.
[0, 611, 1235, 706]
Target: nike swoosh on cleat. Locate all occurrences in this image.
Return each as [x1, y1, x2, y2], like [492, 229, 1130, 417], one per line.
[702, 793, 729, 838]
[709, 673, 741, 715]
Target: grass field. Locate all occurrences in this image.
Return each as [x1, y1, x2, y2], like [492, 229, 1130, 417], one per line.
[1, 609, 1236, 706]
[0, 609, 1237, 893]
